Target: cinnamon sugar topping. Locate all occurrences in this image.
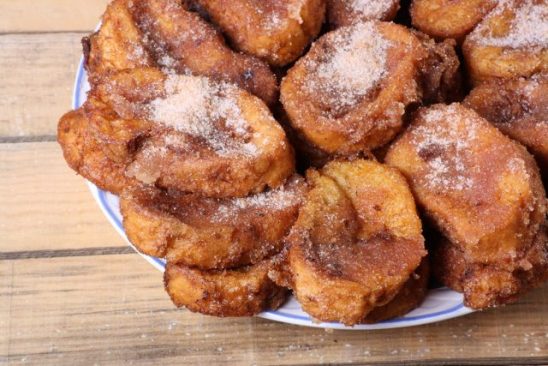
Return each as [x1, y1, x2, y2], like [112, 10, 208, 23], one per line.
[264, 0, 307, 30]
[471, 0, 548, 49]
[306, 22, 391, 114]
[349, 0, 394, 19]
[412, 105, 479, 191]
[288, 0, 307, 24]
[148, 75, 259, 156]
[212, 177, 304, 221]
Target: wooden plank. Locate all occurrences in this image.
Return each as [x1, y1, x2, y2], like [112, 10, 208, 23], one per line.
[0, 253, 546, 365]
[0, 0, 108, 33]
[0, 142, 125, 252]
[0, 261, 11, 363]
[0, 33, 85, 138]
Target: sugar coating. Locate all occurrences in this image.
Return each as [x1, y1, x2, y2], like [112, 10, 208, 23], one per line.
[306, 22, 391, 114]
[411, 105, 480, 191]
[262, 0, 307, 31]
[148, 74, 260, 156]
[211, 177, 304, 222]
[288, 0, 307, 24]
[471, 0, 548, 49]
[349, 0, 395, 19]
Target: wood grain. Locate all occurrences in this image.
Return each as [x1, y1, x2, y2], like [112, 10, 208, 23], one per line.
[0, 33, 85, 138]
[0, 253, 546, 366]
[0, 142, 125, 252]
[0, 0, 108, 33]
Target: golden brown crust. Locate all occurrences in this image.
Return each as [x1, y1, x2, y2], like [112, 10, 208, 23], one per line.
[464, 75, 548, 173]
[463, 0, 548, 85]
[386, 103, 547, 308]
[83, 0, 155, 79]
[57, 108, 136, 194]
[120, 176, 306, 269]
[327, 0, 400, 28]
[432, 226, 548, 309]
[85, 0, 278, 106]
[194, 0, 326, 66]
[164, 258, 288, 317]
[281, 21, 426, 157]
[278, 159, 426, 325]
[363, 258, 430, 323]
[411, 0, 497, 41]
[83, 67, 295, 198]
[83, 95, 153, 165]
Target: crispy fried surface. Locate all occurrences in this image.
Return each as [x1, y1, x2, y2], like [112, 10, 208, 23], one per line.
[84, 96, 153, 165]
[57, 109, 136, 194]
[327, 0, 399, 28]
[281, 21, 426, 157]
[84, 0, 154, 77]
[278, 159, 426, 325]
[411, 0, 497, 41]
[432, 226, 548, 309]
[193, 0, 326, 66]
[386, 103, 547, 308]
[164, 258, 288, 317]
[464, 75, 548, 173]
[363, 258, 429, 323]
[463, 0, 548, 85]
[85, 0, 278, 106]
[84, 67, 295, 198]
[120, 176, 306, 269]
[413, 31, 463, 104]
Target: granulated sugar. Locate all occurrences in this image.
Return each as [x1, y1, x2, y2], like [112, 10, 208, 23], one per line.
[263, 0, 307, 31]
[412, 105, 479, 191]
[126, 41, 147, 63]
[471, 0, 548, 49]
[507, 157, 528, 177]
[521, 75, 543, 100]
[349, 0, 395, 19]
[288, 0, 306, 24]
[211, 177, 303, 221]
[148, 75, 257, 156]
[306, 22, 391, 114]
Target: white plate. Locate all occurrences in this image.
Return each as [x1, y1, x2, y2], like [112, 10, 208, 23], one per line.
[73, 58, 474, 329]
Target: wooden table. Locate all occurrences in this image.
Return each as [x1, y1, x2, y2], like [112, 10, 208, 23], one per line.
[0, 1, 547, 365]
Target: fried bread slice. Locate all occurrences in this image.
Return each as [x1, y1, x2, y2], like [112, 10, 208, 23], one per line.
[327, 0, 400, 28]
[464, 74, 548, 173]
[87, 68, 295, 198]
[463, 0, 548, 84]
[57, 108, 136, 194]
[120, 176, 306, 269]
[85, 0, 278, 106]
[193, 0, 326, 66]
[274, 159, 426, 325]
[281, 21, 426, 157]
[165, 258, 288, 316]
[363, 258, 429, 323]
[386, 103, 547, 308]
[411, 0, 497, 41]
[432, 225, 547, 309]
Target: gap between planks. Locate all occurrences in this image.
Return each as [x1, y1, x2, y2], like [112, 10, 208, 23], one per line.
[1, 253, 546, 365]
[0, 135, 57, 143]
[0, 246, 134, 261]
